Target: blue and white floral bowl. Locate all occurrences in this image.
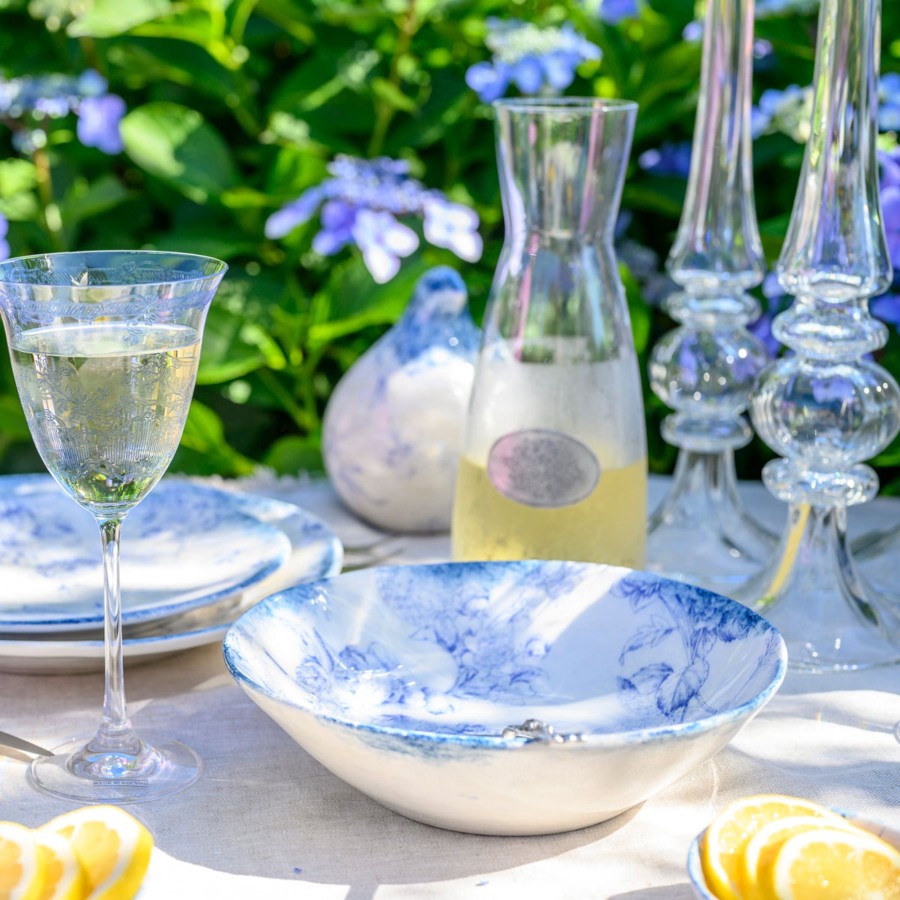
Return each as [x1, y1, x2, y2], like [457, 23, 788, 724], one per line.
[223, 560, 787, 836]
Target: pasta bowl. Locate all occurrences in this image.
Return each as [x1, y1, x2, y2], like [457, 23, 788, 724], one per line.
[224, 560, 786, 836]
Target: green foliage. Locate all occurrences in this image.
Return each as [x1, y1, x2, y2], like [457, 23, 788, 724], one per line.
[0, 0, 898, 490]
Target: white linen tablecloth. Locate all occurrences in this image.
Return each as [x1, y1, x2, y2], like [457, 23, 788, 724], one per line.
[1, 475, 898, 899]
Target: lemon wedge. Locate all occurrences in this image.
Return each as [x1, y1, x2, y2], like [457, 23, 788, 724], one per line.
[40, 806, 153, 900]
[0, 821, 44, 900]
[34, 831, 86, 900]
[700, 794, 839, 900]
[761, 826, 900, 900]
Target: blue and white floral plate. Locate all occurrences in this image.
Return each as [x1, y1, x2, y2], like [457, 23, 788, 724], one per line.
[0, 475, 294, 632]
[0, 484, 342, 674]
[224, 560, 787, 836]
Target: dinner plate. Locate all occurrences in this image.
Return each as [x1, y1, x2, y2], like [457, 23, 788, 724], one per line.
[0, 485, 343, 674]
[0, 475, 293, 633]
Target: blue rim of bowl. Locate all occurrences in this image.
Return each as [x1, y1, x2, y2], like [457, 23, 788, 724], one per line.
[0, 474, 327, 631]
[223, 561, 789, 750]
[686, 832, 717, 899]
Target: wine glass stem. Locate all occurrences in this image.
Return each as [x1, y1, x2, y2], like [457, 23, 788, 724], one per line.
[97, 516, 137, 750]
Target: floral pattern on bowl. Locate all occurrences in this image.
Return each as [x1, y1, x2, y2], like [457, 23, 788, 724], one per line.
[224, 560, 787, 836]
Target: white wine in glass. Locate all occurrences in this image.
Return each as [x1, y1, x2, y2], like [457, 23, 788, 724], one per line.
[0, 251, 227, 803]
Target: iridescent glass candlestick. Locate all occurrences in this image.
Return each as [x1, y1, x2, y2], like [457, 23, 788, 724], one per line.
[740, 0, 900, 670]
[647, 0, 775, 594]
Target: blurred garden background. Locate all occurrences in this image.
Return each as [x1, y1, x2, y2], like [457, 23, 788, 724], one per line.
[1, 0, 900, 489]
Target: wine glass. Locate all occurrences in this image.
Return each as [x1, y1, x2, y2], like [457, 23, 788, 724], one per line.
[0, 250, 227, 801]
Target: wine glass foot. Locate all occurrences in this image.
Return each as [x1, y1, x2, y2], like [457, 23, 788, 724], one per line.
[28, 733, 201, 804]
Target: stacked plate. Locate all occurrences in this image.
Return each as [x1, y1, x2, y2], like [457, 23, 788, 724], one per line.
[0, 475, 343, 674]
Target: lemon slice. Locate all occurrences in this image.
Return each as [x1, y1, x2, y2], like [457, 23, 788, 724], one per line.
[0, 821, 44, 900]
[762, 826, 900, 900]
[34, 831, 86, 900]
[739, 814, 858, 900]
[700, 794, 837, 900]
[40, 805, 153, 900]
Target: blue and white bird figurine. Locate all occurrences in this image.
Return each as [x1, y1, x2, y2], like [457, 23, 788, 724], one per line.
[322, 267, 481, 533]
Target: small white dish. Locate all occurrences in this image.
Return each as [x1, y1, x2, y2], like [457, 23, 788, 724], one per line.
[0, 487, 342, 674]
[686, 811, 900, 898]
[0, 476, 292, 632]
[224, 560, 787, 836]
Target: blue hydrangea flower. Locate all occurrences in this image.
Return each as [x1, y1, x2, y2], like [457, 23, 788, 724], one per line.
[0, 214, 9, 260]
[596, 0, 639, 24]
[638, 141, 692, 178]
[352, 209, 419, 284]
[749, 273, 787, 358]
[681, 21, 703, 42]
[879, 72, 900, 133]
[879, 148, 900, 274]
[0, 70, 125, 155]
[77, 94, 126, 154]
[465, 18, 601, 102]
[266, 155, 483, 284]
[754, 76, 900, 141]
[751, 84, 813, 140]
[870, 294, 900, 324]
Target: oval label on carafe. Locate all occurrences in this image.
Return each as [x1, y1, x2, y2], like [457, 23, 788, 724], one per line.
[486, 429, 600, 508]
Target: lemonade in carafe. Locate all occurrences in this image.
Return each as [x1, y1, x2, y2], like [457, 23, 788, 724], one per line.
[451, 98, 647, 566]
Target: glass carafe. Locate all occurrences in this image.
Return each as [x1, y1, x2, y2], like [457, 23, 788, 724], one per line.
[451, 98, 647, 566]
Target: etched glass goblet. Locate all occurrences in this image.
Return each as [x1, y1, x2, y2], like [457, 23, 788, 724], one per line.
[0, 250, 227, 801]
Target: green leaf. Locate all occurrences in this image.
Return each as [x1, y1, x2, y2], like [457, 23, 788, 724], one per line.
[620, 265, 652, 355]
[0, 395, 31, 442]
[60, 176, 130, 229]
[262, 435, 324, 475]
[120, 102, 237, 203]
[106, 39, 240, 99]
[0, 159, 37, 197]
[308, 257, 430, 347]
[0, 158, 39, 222]
[175, 400, 255, 476]
[370, 77, 418, 114]
[197, 306, 274, 384]
[0, 193, 40, 222]
[68, 0, 172, 37]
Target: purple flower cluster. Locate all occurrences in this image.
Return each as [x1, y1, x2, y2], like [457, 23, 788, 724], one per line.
[266, 155, 483, 284]
[752, 75, 900, 141]
[748, 273, 789, 358]
[596, 0, 639, 25]
[0, 70, 124, 155]
[880, 148, 900, 271]
[638, 141, 692, 178]
[465, 18, 601, 103]
[0, 214, 9, 260]
[879, 72, 900, 133]
[750, 84, 811, 140]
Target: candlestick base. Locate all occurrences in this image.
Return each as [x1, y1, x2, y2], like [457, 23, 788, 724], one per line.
[646, 448, 777, 595]
[736, 500, 900, 672]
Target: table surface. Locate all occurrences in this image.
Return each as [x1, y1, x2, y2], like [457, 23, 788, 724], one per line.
[1, 474, 899, 899]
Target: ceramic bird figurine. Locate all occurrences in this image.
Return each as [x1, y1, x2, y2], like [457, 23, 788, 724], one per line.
[322, 267, 480, 533]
